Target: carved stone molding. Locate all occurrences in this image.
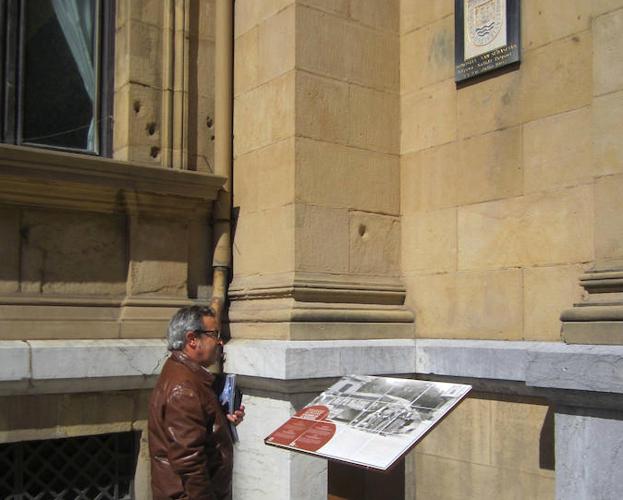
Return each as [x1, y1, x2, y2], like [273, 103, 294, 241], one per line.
[0, 144, 225, 216]
[561, 260, 623, 344]
[229, 272, 415, 340]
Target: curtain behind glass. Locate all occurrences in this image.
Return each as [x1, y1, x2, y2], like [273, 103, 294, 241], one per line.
[21, 0, 98, 152]
[51, 0, 96, 149]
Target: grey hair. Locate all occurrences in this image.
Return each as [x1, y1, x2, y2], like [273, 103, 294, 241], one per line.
[167, 305, 215, 351]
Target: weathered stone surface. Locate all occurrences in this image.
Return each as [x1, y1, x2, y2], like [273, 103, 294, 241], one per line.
[523, 107, 592, 193]
[234, 0, 294, 37]
[29, 339, 167, 380]
[416, 396, 491, 465]
[458, 186, 593, 270]
[234, 27, 259, 96]
[349, 211, 400, 275]
[593, 0, 623, 16]
[233, 206, 295, 276]
[193, 95, 216, 172]
[457, 70, 521, 139]
[556, 408, 623, 500]
[349, 86, 399, 154]
[594, 8, 623, 96]
[402, 79, 456, 154]
[594, 174, 623, 260]
[0, 390, 149, 445]
[0, 342, 29, 381]
[415, 339, 535, 381]
[401, 16, 453, 94]
[348, 24, 399, 92]
[0, 304, 120, 341]
[20, 210, 127, 296]
[113, 83, 162, 164]
[235, 137, 295, 213]
[412, 453, 554, 500]
[295, 204, 349, 273]
[297, 2, 398, 92]
[0, 208, 19, 294]
[195, 38, 216, 99]
[259, 5, 295, 85]
[295, 138, 399, 214]
[128, 216, 188, 297]
[402, 209, 457, 274]
[526, 343, 623, 392]
[401, 142, 458, 214]
[224, 339, 417, 378]
[400, 0, 453, 34]
[295, 71, 349, 145]
[116, 0, 164, 28]
[296, 5, 349, 81]
[234, 71, 295, 156]
[524, 265, 585, 341]
[350, 0, 398, 32]
[593, 89, 623, 176]
[116, 21, 162, 90]
[491, 400, 554, 475]
[522, 0, 591, 50]
[229, 320, 414, 341]
[406, 270, 523, 340]
[520, 33, 592, 124]
[298, 0, 349, 17]
[456, 126, 522, 206]
[56, 392, 136, 435]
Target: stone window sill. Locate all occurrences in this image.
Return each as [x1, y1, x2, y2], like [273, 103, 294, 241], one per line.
[0, 143, 225, 216]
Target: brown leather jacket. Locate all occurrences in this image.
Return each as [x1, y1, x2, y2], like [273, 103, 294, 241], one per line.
[148, 351, 233, 500]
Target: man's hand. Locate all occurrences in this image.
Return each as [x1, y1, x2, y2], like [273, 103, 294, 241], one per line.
[226, 404, 245, 426]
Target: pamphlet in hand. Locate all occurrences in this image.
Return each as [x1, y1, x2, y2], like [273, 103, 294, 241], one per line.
[218, 373, 243, 442]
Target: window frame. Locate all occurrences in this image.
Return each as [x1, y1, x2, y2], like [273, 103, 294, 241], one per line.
[0, 0, 115, 156]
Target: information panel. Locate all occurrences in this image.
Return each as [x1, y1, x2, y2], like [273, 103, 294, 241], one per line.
[265, 375, 471, 471]
[455, 0, 521, 82]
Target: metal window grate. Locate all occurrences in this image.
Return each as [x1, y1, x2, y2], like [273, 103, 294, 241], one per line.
[0, 431, 139, 500]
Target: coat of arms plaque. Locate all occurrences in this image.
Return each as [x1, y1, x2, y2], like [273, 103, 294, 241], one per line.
[455, 0, 520, 82]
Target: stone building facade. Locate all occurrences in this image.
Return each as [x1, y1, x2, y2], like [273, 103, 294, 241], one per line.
[1, 1, 623, 499]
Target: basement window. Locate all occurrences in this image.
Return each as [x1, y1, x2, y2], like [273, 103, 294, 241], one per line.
[0, 431, 140, 500]
[0, 0, 114, 155]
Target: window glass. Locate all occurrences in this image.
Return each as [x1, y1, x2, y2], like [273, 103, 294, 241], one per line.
[21, 0, 99, 152]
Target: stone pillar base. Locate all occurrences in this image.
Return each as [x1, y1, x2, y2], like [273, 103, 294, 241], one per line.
[556, 407, 623, 500]
[561, 261, 623, 345]
[229, 272, 414, 341]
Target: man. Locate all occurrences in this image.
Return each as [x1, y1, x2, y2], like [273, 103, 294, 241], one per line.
[148, 305, 245, 500]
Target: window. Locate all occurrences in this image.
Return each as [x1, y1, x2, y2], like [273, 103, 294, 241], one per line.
[0, 432, 140, 499]
[0, 0, 114, 155]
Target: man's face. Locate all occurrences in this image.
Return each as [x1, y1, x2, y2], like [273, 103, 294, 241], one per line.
[184, 315, 222, 367]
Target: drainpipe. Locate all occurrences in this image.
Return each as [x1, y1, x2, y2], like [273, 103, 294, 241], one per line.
[211, 0, 233, 327]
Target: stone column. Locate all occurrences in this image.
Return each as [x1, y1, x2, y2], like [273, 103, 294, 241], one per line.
[562, 7, 623, 345]
[555, 407, 623, 500]
[230, 0, 410, 341]
[561, 260, 623, 344]
[229, 2, 407, 498]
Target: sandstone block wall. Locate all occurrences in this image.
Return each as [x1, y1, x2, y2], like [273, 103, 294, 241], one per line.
[400, 1, 623, 342]
[401, 2, 623, 499]
[407, 395, 554, 500]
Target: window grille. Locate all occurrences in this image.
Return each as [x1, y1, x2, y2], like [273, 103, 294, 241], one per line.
[0, 431, 139, 500]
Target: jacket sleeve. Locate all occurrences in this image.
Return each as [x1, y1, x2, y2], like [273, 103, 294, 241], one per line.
[164, 384, 217, 500]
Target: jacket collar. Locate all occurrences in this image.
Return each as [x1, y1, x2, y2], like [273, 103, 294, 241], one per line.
[170, 350, 215, 384]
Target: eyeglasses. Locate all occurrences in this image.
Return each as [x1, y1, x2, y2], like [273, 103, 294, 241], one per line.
[194, 329, 220, 340]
